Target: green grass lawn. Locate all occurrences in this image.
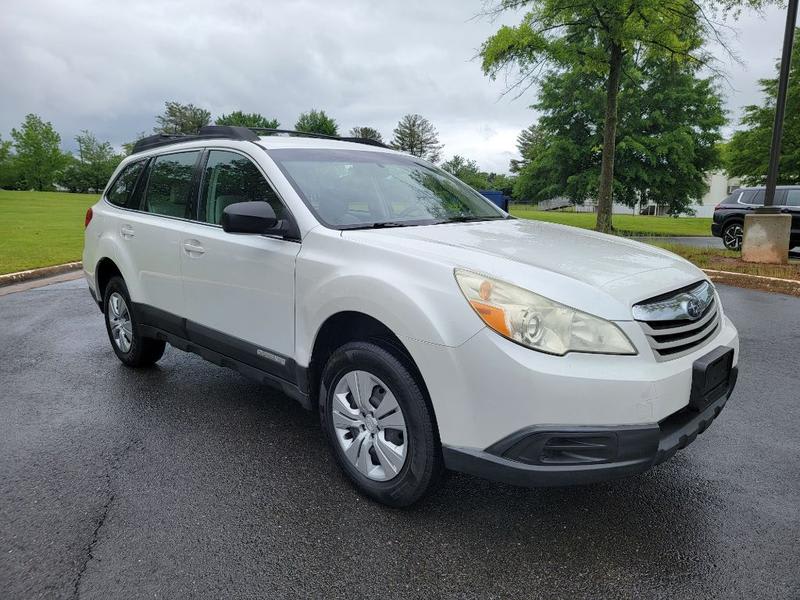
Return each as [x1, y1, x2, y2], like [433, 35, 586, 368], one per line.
[0, 190, 99, 275]
[510, 206, 713, 237]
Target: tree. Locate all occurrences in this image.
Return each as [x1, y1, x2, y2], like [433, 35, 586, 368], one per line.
[510, 43, 725, 215]
[726, 29, 800, 185]
[122, 132, 147, 156]
[391, 114, 443, 163]
[10, 114, 66, 191]
[480, 0, 766, 232]
[295, 109, 338, 136]
[59, 130, 122, 192]
[216, 111, 280, 129]
[486, 172, 516, 196]
[154, 101, 211, 134]
[0, 135, 20, 189]
[441, 155, 491, 189]
[349, 126, 383, 142]
[510, 125, 544, 173]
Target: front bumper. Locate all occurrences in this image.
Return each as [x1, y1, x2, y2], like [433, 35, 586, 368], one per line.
[443, 366, 737, 487]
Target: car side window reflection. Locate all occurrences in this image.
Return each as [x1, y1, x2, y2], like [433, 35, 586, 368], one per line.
[143, 151, 200, 218]
[200, 150, 285, 225]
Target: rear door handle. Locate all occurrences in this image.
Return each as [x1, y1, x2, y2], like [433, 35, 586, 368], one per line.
[120, 224, 135, 239]
[183, 240, 205, 256]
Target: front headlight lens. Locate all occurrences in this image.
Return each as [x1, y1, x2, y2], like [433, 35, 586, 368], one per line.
[455, 269, 636, 356]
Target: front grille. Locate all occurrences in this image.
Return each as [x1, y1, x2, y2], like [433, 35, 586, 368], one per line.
[633, 281, 720, 361]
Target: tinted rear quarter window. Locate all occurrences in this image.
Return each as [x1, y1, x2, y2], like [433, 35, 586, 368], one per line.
[106, 160, 146, 208]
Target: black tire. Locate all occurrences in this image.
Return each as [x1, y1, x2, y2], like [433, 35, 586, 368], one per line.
[103, 276, 166, 367]
[722, 221, 743, 251]
[319, 341, 443, 507]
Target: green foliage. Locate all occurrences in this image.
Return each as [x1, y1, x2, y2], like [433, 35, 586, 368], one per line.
[441, 155, 491, 189]
[10, 114, 67, 191]
[295, 109, 339, 136]
[154, 101, 211, 134]
[0, 135, 19, 189]
[726, 29, 800, 185]
[486, 172, 515, 196]
[122, 132, 147, 156]
[511, 43, 725, 215]
[441, 155, 516, 193]
[480, 0, 769, 230]
[349, 126, 383, 142]
[391, 114, 443, 163]
[216, 111, 280, 129]
[59, 130, 122, 193]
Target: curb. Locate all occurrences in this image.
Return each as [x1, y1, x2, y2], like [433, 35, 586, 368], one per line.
[703, 268, 800, 296]
[702, 268, 800, 285]
[0, 262, 83, 287]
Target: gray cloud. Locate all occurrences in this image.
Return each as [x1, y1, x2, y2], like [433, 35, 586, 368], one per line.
[0, 0, 789, 173]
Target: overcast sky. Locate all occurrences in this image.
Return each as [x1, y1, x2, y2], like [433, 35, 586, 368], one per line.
[0, 0, 790, 173]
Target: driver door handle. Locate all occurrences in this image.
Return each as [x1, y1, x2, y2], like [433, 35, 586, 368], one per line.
[183, 240, 205, 256]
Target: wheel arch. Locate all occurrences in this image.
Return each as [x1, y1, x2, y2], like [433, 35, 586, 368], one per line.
[306, 311, 440, 440]
[95, 257, 123, 308]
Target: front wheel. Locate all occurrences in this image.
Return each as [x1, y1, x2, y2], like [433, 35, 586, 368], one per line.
[103, 276, 166, 367]
[319, 341, 442, 507]
[722, 222, 743, 251]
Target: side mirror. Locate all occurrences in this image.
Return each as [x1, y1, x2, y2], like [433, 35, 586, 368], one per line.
[222, 201, 278, 234]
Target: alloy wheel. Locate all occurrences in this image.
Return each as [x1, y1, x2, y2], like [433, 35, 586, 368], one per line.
[331, 370, 408, 481]
[723, 224, 743, 250]
[108, 292, 133, 353]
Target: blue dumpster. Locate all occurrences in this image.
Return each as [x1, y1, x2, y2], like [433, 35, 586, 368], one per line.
[479, 190, 509, 212]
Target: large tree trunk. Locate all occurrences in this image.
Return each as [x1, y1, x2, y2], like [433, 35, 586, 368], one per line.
[595, 42, 624, 233]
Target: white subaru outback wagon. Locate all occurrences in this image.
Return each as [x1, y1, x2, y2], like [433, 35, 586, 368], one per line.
[83, 125, 739, 507]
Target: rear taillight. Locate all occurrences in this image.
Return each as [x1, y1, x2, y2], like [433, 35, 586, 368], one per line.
[84, 207, 93, 228]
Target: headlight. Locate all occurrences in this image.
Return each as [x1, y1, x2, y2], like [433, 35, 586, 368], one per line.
[454, 269, 636, 356]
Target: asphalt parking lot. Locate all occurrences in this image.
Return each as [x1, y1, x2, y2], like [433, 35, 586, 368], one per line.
[1, 278, 798, 599]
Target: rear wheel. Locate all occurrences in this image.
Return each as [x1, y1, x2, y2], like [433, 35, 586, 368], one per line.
[319, 341, 442, 507]
[103, 276, 165, 367]
[722, 222, 743, 250]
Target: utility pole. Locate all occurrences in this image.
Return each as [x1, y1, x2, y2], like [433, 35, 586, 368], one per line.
[742, 0, 797, 263]
[763, 0, 799, 208]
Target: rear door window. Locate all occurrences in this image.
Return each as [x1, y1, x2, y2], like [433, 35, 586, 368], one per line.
[744, 190, 765, 205]
[106, 160, 146, 208]
[784, 190, 800, 207]
[143, 151, 201, 219]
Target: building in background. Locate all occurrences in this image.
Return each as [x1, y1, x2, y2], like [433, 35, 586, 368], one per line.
[522, 171, 740, 217]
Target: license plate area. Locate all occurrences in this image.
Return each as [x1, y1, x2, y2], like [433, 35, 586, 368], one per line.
[690, 346, 734, 411]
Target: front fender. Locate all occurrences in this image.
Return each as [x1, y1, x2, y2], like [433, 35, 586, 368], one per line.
[295, 233, 484, 366]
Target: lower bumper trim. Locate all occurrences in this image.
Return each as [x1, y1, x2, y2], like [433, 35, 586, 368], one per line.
[443, 367, 737, 488]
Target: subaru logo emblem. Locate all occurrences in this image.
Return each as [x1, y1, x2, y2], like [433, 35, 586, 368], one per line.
[684, 295, 703, 319]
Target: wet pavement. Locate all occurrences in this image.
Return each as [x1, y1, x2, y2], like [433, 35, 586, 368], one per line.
[1, 278, 798, 599]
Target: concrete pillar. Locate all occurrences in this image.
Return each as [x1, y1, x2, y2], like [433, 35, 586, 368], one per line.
[741, 213, 792, 264]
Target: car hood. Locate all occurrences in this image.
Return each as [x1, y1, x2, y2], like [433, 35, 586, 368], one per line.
[344, 218, 706, 318]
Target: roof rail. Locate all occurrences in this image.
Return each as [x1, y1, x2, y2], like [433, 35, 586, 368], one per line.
[252, 128, 389, 148]
[130, 126, 259, 154]
[130, 125, 389, 154]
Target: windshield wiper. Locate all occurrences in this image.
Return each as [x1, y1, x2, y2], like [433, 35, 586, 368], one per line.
[345, 221, 413, 230]
[439, 215, 508, 223]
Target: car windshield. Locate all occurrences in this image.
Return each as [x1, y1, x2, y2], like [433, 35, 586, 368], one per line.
[267, 148, 506, 229]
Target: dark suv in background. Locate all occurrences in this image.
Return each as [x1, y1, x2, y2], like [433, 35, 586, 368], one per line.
[712, 186, 800, 250]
